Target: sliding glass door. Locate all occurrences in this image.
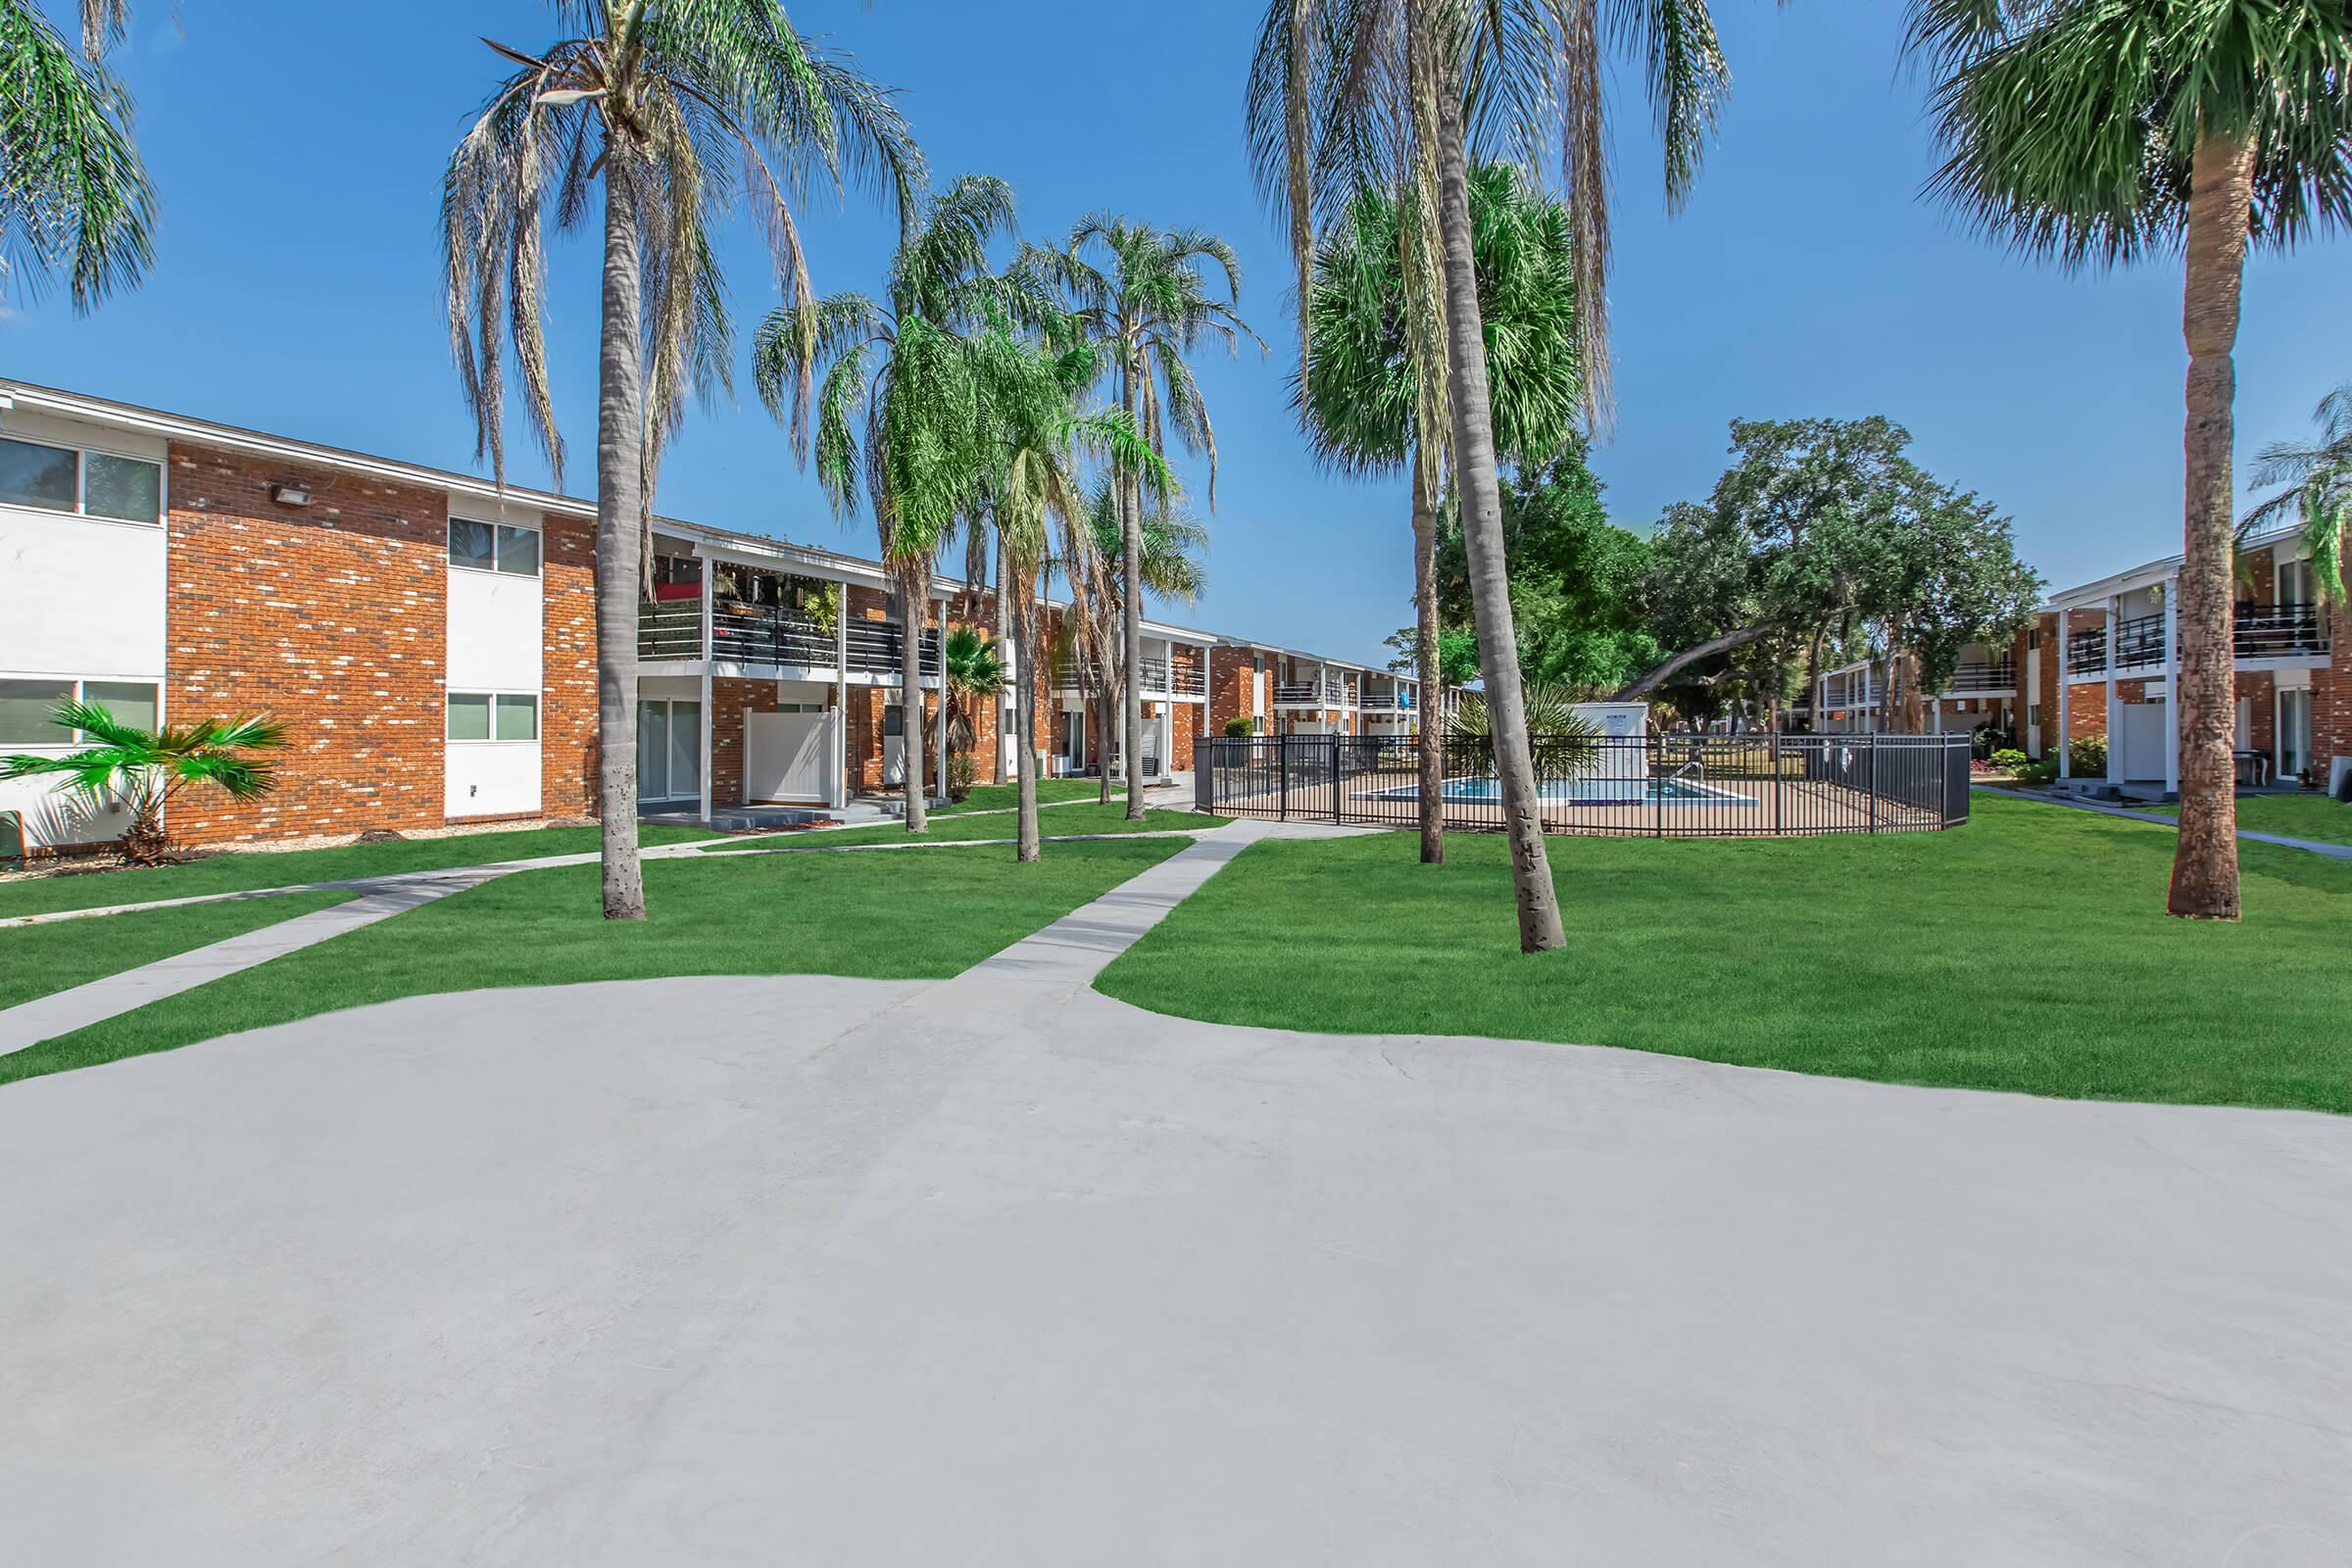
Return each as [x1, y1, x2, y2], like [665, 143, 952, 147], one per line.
[639, 698, 702, 807]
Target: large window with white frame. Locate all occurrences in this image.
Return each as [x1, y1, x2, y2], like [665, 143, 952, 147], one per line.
[446, 691, 539, 743]
[0, 676, 160, 746]
[0, 435, 163, 525]
[2278, 689, 2313, 779]
[447, 516, 542, 577]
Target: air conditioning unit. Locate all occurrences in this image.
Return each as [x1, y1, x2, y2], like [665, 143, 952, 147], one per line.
[0, 809, 22, 868]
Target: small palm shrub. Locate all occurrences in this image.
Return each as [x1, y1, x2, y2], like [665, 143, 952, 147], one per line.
[1445, 681, 1600, 777]
[1, 701, 285, 864]
[946, 749, 979, 803]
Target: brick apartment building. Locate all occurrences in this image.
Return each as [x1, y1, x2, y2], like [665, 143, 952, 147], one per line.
[0, 381, 1433, 853]
[1805, 519, 2341, 797]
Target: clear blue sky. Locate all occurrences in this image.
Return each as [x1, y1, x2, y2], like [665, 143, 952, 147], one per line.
[5, 1, 2342, 665]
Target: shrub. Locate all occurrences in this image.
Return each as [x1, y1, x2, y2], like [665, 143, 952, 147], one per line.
[946, 750, 978, 803]
[2067, 735, 2107, 776]
[1988, 748, 2030, 773]
[2014, 760, 2059, 786]
[1222, 715, 1256, 738]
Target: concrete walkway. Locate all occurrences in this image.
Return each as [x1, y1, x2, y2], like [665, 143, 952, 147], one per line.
[1, 828, 2345, 1561]
[1976, 783, 2352, 859]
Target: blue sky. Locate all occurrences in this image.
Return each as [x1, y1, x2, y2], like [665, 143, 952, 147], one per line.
[5, 0, 2343, 665]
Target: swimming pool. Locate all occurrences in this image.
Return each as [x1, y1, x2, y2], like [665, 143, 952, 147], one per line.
[1370, 775, 1757, 807]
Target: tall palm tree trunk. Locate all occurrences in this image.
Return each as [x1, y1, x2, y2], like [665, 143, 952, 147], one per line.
[2169, 126, 2254, 921]
[995, 530, 1011, 784]
[1013, 590, 1041, 860]
[1120, 360, 1149, 820]
[1410, 445, 1444, 864]
[594, 147, 649, 922]
[1429, 66, 1563, 952]
[900, 568, 930, 833]
[1096, 674, 1115, 803]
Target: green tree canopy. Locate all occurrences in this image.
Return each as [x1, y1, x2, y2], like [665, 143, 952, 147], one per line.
[1430, 445, 1658, 696]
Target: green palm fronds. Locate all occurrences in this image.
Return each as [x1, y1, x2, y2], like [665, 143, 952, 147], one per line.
[2243, 383, 2352, 607]
[1, 701, 286, 863]
[0, 0, 155, 310]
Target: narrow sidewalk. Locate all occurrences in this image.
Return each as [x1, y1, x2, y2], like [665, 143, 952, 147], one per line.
[1974, 784, 2352, 861]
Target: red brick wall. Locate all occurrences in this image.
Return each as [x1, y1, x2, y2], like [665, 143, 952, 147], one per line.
[541, 511, 598, 817]
[1208, 646, 1256, 735]
[709, 676, 781, 807]
[164, 441, 447, 844]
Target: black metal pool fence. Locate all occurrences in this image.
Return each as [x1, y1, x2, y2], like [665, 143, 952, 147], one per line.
[1195, 731, 1973, 837]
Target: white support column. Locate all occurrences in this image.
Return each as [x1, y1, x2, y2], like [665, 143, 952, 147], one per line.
[831, 578, 850, 809]
[2104, 595, 2121, 787]
[2058, 608, 2072, 779]
[2164, 573, 2180, 799]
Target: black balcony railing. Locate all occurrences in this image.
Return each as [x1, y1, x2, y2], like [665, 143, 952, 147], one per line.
[638, 601, 704, 661]
[2064, 602, 2328, 675]
[1197, 731, 1972, 837]
[713, 606, 831, 667]
[1936, 658, 2016, 696]
[845, 618, 941, 678]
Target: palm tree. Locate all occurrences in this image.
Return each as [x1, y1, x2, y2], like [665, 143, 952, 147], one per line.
[754, 174, 1027, 835]
[1, 700, 283, 864]
[941, 624, 1005, 793]
[2244, 383, 2352, 609]
[1032, 218, 1259, 820]
[1, 0, 154, 310]
[1903, 0, 2352, 920]
[1298, 163, 1582, 865]
[1248, 0, 1736, 952]
[442, 1, 920, 918]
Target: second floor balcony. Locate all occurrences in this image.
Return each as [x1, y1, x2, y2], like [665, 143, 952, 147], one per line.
[2064, 603, 2328, 676]
[639, 601, 940, 678]
[1936, 657, 2017, 697]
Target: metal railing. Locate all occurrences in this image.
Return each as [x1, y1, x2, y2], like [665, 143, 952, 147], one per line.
[846, 618, 940, 677]
[1273, 679, 1338, 706]
[638, 601, 704, 661]
[2064, 603, 2328, 675]
[1196, 731, 1972, 838]
[712, 606, 831, 667]
[1936, 658, 2016, 696]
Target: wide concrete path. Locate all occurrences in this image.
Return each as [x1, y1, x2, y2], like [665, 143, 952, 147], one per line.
[3, 824, 2347, 1563]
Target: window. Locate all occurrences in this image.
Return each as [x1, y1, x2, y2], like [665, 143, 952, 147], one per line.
[0, 436, 163, 524]
[0, 677, 159, 744]
[449, 517, 540, 576]
[0, 679, 74, 744]
[448, 692, 538, 742]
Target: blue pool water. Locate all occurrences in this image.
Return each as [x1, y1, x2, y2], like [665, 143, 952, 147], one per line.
[1372, 776, 1755, 807]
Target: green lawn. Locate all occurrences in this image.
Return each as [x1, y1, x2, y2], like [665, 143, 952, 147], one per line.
[1, 891, 354, 1012]
[2, 838, 1185, 1086]
[935, 779, 1126, 815]
[2138, 792, 2352, 848]
[708, 803, 1218, 851]
[1096, 792, 2352, 1114]
[0, 822, 720, 918]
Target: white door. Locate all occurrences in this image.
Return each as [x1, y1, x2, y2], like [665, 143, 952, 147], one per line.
[882, 702, 906, 786]
[1252, 665, 1267, 722]
[2234, 697, 2252, 752]
[745, 708, 835, 803]
[2118, 702, 2167, 781]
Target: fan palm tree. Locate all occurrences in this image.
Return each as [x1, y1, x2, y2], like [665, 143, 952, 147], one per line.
[2243, 382, 2352, 609]
[1903, 0, 2352, 920]
[1, 0, 154, 310]
[441, 1, 920, 917]
[1, 700, 284, 865]
[1030, 218, 1260, 821]
[941, 624, 1005, 774]
[754, 173, 1027, 834]
[1298, 162, 1582, 865]
[1249, 0, 1736, 953]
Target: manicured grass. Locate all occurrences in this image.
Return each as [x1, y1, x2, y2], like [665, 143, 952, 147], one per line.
[2, 838, 1185, 1086]
[935, 779, 1125, 815]
[0, 891, 354, 1012]
[2138, 792, 2352, 848]
[1097, 792, 2352, 1114]
[709, 803, 1220, 850]
[0, 822, 720, 918]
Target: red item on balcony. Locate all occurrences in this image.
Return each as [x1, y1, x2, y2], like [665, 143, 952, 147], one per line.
[654, 582, 701, 602]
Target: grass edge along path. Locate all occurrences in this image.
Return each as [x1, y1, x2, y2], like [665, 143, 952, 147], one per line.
[704, 804, 1223, 852]
[0, 822, 722, 919]
[933, 779, 1127, 815]
[2, 837, 1186, 1087]
[1096, 792, 2352, 1115]
[0, 890, 355, 1014]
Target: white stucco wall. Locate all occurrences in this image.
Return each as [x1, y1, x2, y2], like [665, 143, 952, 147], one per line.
[446, 567, 543, 692]
[445, 741, 542, 818]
